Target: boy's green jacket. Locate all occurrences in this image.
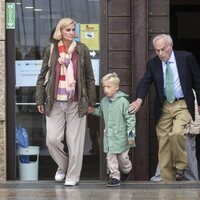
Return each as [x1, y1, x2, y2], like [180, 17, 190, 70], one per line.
[93, 91, 136, 154]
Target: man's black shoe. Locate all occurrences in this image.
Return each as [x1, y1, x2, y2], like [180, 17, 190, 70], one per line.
[175, 168, 185, 180]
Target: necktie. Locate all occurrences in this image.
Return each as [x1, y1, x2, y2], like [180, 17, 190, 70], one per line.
[165, 61, 175, 103]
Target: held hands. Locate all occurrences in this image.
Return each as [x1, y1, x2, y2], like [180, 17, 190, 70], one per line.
[88, 106, 95, 113]
[37, 105, 95, 114]
[129, 98, 143, 114]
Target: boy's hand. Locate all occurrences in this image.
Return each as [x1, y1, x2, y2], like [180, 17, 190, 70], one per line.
[128, 139, 135, 145]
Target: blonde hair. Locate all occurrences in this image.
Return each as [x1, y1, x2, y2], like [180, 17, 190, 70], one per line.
[101, 73, 120, 86]
[152, 34, 173, 47]
[53, 18, 77, 40]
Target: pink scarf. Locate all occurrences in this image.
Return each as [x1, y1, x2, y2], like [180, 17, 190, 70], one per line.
[56, 40, 77, 101]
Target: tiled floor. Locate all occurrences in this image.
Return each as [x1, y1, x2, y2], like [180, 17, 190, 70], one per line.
[0, 181, 200, 200]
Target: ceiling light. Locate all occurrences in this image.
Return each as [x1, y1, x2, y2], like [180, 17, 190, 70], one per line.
[34, 8, 42, 12]
[25, 6, 34, 9]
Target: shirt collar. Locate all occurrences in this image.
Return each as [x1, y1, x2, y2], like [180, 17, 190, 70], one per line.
[169, 51, 175, 63]
[108, 92, 118, 101]
[162, 51, 175, 65]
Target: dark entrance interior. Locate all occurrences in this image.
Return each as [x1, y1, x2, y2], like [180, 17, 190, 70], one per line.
[170, 1, 200, 176]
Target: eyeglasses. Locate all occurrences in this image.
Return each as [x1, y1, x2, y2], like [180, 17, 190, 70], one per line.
[155, 46, 169, 54]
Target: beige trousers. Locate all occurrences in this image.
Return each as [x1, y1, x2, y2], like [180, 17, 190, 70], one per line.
[46, 101, 86, 182]
[107, 149, 132, 180]
[156, 100, 191, 182]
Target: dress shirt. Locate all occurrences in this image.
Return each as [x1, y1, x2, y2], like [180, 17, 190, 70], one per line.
[162, 51, 184, 99]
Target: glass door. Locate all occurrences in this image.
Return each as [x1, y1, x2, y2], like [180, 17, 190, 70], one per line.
[15, 0, 100, 180]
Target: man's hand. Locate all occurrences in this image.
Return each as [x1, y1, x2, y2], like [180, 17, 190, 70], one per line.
[129, 98, 143, 114]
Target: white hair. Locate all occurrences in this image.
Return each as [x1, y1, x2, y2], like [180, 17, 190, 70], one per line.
[152, 34, 173, 47]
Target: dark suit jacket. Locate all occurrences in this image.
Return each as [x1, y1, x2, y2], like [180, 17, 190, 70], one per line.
[136, 50, 200, 125]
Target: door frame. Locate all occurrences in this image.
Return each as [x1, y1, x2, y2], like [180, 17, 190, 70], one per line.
[6, 0, 16, 180]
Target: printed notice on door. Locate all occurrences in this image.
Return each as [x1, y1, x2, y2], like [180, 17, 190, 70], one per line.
[15, 60, 42, 87]
[80, 24, 99, 51]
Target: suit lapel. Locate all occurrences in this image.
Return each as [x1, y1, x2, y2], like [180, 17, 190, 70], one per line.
[154, 57, 165, 99]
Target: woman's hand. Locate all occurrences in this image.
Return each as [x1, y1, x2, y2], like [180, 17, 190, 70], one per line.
[38, 105, 45, 114]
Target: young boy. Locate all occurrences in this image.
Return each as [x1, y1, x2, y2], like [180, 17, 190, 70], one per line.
[91, 73, 136, 186]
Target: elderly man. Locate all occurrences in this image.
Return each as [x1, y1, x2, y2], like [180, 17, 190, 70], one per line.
[129, 34, 200, 182]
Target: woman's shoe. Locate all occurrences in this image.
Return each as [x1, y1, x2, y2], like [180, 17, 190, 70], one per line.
[64, 180, 78, 186]
[55, 168, 65, 182]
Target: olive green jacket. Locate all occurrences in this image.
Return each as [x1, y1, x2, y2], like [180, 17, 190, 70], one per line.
[36, 41, 96, 117]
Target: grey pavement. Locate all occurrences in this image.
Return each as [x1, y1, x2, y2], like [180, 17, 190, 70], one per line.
[0, 180, 200, 200]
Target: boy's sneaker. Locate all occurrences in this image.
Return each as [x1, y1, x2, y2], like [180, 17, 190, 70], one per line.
[107, 178, 120, 187]
[120, 172, 130, 181]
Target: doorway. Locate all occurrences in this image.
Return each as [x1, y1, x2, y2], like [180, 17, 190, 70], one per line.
[170, 1, 200, 176]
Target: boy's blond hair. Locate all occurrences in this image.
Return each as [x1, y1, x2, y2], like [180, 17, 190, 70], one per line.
[101, 73, 120, 86]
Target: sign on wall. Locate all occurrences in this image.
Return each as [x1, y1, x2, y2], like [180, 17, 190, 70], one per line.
[80, 24, 99, 51]
[6, 3, 15, 29]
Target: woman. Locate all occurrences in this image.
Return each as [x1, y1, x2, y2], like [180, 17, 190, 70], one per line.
[36, 18, 96, 186]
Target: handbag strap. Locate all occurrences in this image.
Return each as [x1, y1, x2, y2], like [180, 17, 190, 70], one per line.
[43, 43, 54, 86]
[48, 43, 54, 67]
